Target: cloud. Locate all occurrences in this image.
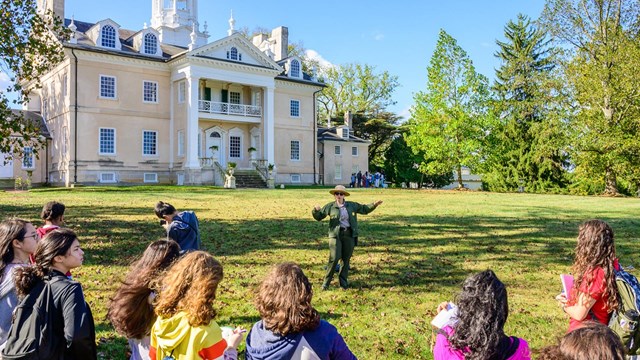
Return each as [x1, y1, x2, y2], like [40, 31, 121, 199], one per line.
[373, 31, 385, 41]
[305, 49, 335, 70]
[398, 105, 412, 122]
[0, 70, 12, 90]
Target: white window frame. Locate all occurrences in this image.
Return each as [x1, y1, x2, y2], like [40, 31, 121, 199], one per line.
[99, 75, 117, 99]
[101, 24, 117, 48]
[100, 172, 117, 183]
[352, 146, 358, 156]
[290, 99, 300, 118]
[99, 128, 116, 155]
[290, 59, 301, 78]
[291, 174, 301, 183]
[178, 81, 186, 103]
[143, 81, 158, 103]
[142, 130, 158, 156]
[22, 147, 35, 169]
[290, 140, 300, 161]
[143, 33, 158, 55]
[335, 164, 342, 180]
[144, 173, 158, 183]
[229, 135, 242, 159]
[177, 130, 184, 156]
[342, 128, 349, 139]
[335, 145, 341, 155]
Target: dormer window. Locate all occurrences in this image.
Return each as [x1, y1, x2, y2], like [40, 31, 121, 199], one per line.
[342, 128, 349, 139]
[143, 33, 158, 55]
[101, 25, 116, 48]
[226, 47, 242, 61]
[290, 59, 301, 78]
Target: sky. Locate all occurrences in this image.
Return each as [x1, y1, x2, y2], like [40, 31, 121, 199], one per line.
[2, 0, 547, 119]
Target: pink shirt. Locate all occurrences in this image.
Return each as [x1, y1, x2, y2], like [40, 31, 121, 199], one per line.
[433, 326, 531, 360]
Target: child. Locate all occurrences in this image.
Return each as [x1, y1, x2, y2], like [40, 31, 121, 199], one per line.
[107, 240, 180, 360]
[245, 262, 357, 359]
[150, 251, 243, 359]
[37, 201, 65, 238]
[433, 270, 531, 360]
[555, 219, 620, 332]
[537, 321, 624, 360]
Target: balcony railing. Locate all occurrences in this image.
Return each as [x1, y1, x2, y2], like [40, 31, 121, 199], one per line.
[198, 100, 261, 117]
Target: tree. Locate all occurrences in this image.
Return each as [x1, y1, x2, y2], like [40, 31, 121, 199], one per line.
[350, 111, 400, 170]
[316, 63, 399, 123]
[540, 0, 640, 195]
[0, 0, 68, 157]
[483, 14, 570, 193]
[405, 29, 491, 188]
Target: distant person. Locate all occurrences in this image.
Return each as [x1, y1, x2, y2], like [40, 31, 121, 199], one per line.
[555, 220, 619, 332]
[9, 229, 97, 359]
[350, 173, 356, 188]
[312, 185, 382, 290]
[150, 251, 243, 359]
[245, 262, 357, 359]
[154, 201, 200, 252]
[0, 219, 39, 351]
[433, 270, 531, 359]
[107, 240, 181, 360]
[537, 321, 624, 360]
[37, 201, 65, 238]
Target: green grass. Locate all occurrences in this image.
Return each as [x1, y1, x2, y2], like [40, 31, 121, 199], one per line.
[1, 187, 639, 359]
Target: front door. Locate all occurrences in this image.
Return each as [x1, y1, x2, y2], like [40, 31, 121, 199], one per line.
[205, 131, 224, 166]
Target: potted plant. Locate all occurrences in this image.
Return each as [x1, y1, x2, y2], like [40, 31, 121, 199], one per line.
[247, 147, 256, 153]
[227, 162, 237, 175]
[209, 145, 219, 151]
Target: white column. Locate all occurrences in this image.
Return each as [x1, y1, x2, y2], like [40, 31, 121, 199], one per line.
[264, 86, 275, 164]
[185, 76, 200, 168]
[169, 80, 174, 169]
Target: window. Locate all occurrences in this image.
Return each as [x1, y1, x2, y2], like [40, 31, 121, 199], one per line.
[334, 145, 341, 155]
[100, 172, 116, 183]
[290, 140, 300, 161]
[143, 33, 157, 54]
[22, 147, 34, 169]
[62, 126, 68, 155]
[197, 133, 202, 157]
[101, 25, 116, 48]
[290, 100, 300, 117]
[143, 131, 157, 155]
[230, 136, 241, 158]
[335, 164, 342, 180]
[177, 130, 184, 156]
[291, 174, 301, 183]
[352, 146, 358, 156]
[229, 91, 240, 104]
[342, 128, 349, 139]
[144, 173, 158, 183]
[99, 128, 116, 155]
[226, 47, 241, 61]
[62, 73, 67, 97]
[143, 81, 158, 103]
[41, 99, 48, 120]
[178, 81, 186, 103]
[290, 59, 301, 78]
[100, 75, 116, 99]
[352, 165, 359, 174]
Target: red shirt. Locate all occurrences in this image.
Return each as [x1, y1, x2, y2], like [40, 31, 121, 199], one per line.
[568, 259, 620, 332]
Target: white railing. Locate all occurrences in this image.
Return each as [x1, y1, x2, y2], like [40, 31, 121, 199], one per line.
[198, 100, 261, 117]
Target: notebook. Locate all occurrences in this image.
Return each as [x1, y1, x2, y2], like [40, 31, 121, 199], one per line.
[560, 274, 574, 300]
[431, 303, 458, 329]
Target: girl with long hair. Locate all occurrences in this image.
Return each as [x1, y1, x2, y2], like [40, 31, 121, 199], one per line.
[0, 218, 39, 349]
[556, 219, 619, 332]
[37, 201, 65, 238]
[245, 262, 357, 360]
[433, 270, 531, 360]
[149, 251, 243, 360]
[537, 321, 625, 360]
[107, 240, 180, 360]
[13, 228, 96, 359]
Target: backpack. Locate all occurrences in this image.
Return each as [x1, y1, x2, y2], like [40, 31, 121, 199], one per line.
[609, 267, 640, 355]
[1, 276, 63, 360]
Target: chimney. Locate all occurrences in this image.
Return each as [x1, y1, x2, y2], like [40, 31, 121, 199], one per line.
[344, 111, 352, 129]
[270, 26, 288, 61]
[327, 117, 331, 129]
[252, 33, 268, 47]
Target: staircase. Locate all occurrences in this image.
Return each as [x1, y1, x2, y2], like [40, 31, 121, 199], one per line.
[233, 170, 267, 188]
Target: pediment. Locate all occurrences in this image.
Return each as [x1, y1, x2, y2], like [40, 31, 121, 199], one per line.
[188, 33, 282, 71]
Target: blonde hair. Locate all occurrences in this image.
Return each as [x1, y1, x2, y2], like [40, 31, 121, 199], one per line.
[154, 251, 223, 327]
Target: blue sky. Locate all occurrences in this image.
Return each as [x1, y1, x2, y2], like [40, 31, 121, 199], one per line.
[3, 0, 546, 118]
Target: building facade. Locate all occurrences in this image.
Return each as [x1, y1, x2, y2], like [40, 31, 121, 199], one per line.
[20, 0, 324, 186]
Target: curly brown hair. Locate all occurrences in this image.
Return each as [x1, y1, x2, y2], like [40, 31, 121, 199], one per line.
[154, 251, 223, 327]
[254, 262, 320, 336]
[570, 220, 618, 311]
[537, 321, 624, 360]
[107, 240, 180, 339]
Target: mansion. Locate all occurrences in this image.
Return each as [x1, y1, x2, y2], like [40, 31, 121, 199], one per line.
[0, 0, 369, 187]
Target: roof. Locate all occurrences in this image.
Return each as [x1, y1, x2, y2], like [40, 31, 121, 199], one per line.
[9, 110, 51, 138]
[317, 127, 369, 144]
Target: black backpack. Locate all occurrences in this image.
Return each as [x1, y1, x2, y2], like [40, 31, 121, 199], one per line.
[2, 276, 63, 360]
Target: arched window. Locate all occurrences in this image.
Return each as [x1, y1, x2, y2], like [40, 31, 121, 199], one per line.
[210, 131, 221, 138]
[227, 47, 239, 61]
[101, 25, 116, 48]
[290, 59, 301, 78]
[143, 33, 157, 55]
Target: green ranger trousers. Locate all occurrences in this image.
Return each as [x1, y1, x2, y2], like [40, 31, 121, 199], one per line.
[323, 227, 355, 289]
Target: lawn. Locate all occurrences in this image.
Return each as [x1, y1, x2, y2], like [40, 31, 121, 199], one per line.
[0, 186, 639, 359]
